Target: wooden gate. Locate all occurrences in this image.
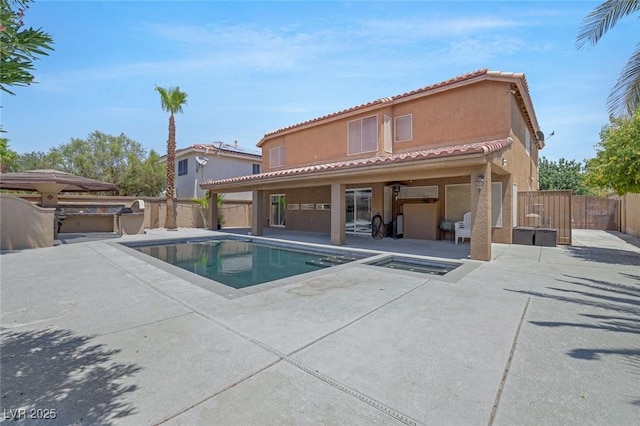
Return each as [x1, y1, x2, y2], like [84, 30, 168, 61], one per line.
[517, 190, 572, 245]
[572, 196, 620, 230]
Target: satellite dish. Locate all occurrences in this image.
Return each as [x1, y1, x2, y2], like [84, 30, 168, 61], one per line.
[195, 156, 208, 166]
[536, 130, 545, 142]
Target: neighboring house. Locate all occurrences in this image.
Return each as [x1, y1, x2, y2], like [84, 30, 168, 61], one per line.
[202, 69, 546, 261]
[161, 142, 262, 199]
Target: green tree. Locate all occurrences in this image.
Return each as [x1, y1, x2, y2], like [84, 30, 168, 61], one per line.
[0, 138, 18, 172]
[585, 110, 640, 195]
[52, 131, 146, 184]
[121, 149, 165, 196]
[10, 131, 166, 196]
[538, 156, 593, 195]
[0, 0, 54, 95]
[11, 149, 56, 171]
[577, 0, 640, 115]
[155, 85, 188, 229]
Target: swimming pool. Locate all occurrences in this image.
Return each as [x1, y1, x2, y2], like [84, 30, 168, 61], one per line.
[133, 238, 369, 289]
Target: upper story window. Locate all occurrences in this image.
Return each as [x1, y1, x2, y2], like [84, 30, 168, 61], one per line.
[178, 158, 188, 176]
[394, 114, 412, 142]
[347, 115, 378, 155]
[253, 163, 261, 174]
[525, 128, 531, 157]
[269, 146, 285, 168]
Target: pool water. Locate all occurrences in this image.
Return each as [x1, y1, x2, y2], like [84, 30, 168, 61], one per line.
[135, 239, 366, 289]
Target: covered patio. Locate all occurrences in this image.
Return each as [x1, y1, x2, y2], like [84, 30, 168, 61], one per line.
[222, 227, 471, 260]
[203, 138, 515, 261]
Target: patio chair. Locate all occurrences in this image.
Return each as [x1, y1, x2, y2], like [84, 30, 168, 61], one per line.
[455, 212, 471, 244]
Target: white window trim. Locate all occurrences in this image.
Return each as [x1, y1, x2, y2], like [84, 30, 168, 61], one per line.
[347, 115, 378, 156]
[394, 114, 413, 142]
[269, 146, 285, 168]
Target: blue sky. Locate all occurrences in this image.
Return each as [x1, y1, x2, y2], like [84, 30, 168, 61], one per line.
[2, 0, 636, 162]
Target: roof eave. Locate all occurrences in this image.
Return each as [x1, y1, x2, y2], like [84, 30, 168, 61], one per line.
[201, 152, 488, 192]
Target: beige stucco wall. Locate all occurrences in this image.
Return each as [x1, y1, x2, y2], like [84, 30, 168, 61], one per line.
[16, 195, 251, 231]
[1, 194, 55, 250]
[59, 215, 115, 233]
[282, 186, 332, 233]
[507, 94, 541, 191]
[261, 80, 515, 172]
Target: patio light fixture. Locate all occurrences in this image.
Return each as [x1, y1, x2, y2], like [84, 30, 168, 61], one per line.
[475, 175, 485, 191]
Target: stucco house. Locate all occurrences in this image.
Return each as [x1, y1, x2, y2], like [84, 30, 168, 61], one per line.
[161, 142, 262, 199]
[202, 69, 546, 261]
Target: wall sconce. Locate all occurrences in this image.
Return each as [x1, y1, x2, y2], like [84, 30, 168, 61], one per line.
[501, 157, 507, 166]
[392, 184, 402, 197]
[475, 175, 485, 191]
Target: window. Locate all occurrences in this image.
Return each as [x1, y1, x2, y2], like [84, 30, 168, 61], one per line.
[394, 114, 412, 142]
[525, 128, 531, 157]
[492, 182, 503, 228]
[347, 115, 378, 155]
[269, 146, 285, 168]
[445, 184, 470, 222]
[178, 158, 188, 176]
[253, 164, 261, 174]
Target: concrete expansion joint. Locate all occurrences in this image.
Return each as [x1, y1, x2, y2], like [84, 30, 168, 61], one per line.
[155, 358, 283, 425]
[251, 338, 422, 426]
[488, 297, 531, 425]
[171, 282, 430, 425]
[97, 312, 194, 338]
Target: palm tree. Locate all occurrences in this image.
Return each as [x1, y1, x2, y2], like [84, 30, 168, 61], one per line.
[155, 85, 188, 229]
[577, 0, 640, 116]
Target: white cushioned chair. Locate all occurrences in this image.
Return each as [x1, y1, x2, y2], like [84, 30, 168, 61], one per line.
[455, 212, 471, 244]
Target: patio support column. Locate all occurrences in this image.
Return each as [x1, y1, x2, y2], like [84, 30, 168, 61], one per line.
[470, 163, 492, 261]
[32, 183, 66, 208]
[330, 183, 346, 245]
[208, 192, 218, 230]
[252, 190, 264, 236]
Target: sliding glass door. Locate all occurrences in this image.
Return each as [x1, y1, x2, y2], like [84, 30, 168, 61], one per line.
[270, 194, 286, 227]
[346, 188, 372, 234]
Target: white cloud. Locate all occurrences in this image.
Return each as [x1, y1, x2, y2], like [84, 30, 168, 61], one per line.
[355, 15, 521, 41]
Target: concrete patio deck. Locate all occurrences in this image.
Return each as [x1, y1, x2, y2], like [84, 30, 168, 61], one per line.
[1, 229, 639, 425]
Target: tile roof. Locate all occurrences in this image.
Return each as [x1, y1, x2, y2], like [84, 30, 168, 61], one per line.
[259, 69, 538, 145]
[173, 143, 261, 158]
[203, 137, 512, 188]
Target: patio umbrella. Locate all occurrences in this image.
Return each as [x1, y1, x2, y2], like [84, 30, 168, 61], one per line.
[0, 169, 119, 192]
[0, 169, 119, 207]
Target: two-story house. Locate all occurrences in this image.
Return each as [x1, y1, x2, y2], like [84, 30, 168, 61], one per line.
[161, 142, 262, 200]
[202, 69, 545, 260]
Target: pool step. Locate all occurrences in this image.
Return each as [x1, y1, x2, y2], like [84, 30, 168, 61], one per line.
[305, 256, 358, 268]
